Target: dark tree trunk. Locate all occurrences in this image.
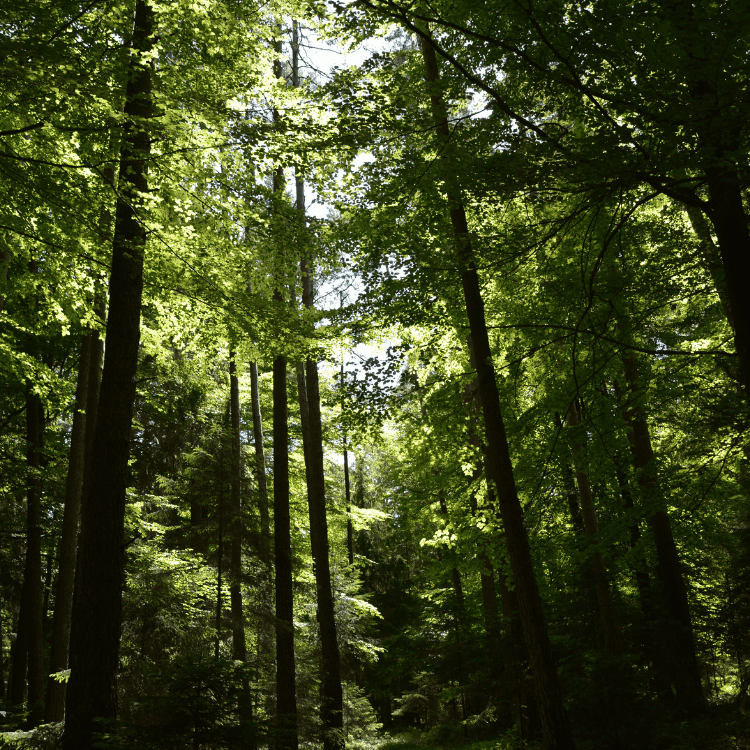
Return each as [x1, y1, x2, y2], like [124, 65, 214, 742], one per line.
[250, 360, 271, 561]
[419, 32, 573, 750]
[0, 610, 4, 698]
[0, 245, 9, 313]
[344, 444, 354, 565]
[249, 357, 273, 702]
[497, 560, 540, 742]
[478, 553, 504, 706]
[229, 355, 251, 732]
[45, 330, 93, 722]
[554, 413, 585, 534]
[10, 390, 44, 726]
[296, 196, 344, 748]
[341, 365, 354, 566]
[273, 347, 298, 750]
[705, 168, 750, 395]
[685, 205, 735, 330]
[566, 401, 622, 653]
[612, 449, 673, 702]
[620, 353, 707, 715]
[300, 355, 345, 750]
[215, 446, 225, 660]
[0, 610, 4, 699]
[612, 451, 654, 621]
[42, 545, 55, 629]
[62, 3, 153, 746]
[271, 41, 296, 741]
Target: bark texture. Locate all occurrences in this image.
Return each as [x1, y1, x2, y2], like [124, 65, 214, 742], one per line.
[62, 4, 153, 745]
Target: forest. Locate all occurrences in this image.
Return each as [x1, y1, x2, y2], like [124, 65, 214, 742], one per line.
[1, 1, 749, 750]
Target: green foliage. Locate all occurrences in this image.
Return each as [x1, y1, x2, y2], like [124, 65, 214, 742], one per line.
[2, 0, 750, 747]
[116, 656, 260, 749]
[0, 723, 63, 750]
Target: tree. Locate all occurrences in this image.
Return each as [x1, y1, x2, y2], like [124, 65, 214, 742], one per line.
[63, 2, 155, 744]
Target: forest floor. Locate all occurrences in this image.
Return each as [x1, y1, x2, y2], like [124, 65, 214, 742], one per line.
[2, 709, 750, 750]
[376, 706, 750, 750]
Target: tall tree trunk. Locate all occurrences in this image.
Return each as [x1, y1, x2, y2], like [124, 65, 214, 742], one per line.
[271, 41, 298, 739]
[10, 389, 44, 727]
[0, 610, 4, 699]
[229, 355, 251, 732]
[418, 32, 573, 750]
[566, 400, 622, 653]
[51, 162, 115, 720]
[341, 364, 354, 566]
[215, 433, 225, 660]
[295, 174, 344, 749]
[299, 354, 345, 750]
[250, 361, 271, 560]
[249, 357, 273, 706]
[273, 343, 297, 750]
[620, 353, 707, 715]
[62, 3, 153, 746]
[45, 331, 93, 722]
